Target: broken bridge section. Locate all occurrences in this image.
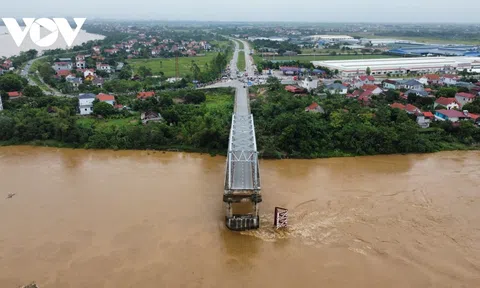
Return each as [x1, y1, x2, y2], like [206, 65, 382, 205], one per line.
[224, 113, 262, 231]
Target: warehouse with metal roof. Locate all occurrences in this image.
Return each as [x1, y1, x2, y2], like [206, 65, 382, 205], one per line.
[312, 56, 480, 77]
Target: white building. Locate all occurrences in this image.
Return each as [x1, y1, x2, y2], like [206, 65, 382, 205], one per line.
[84, 69, 95, 78]
[307, 35, 354, 42]
[76, 61, 86, 69]
[78, 93, 96, 115]
[312, 56, 480, 77]
[300, 77, 318, 92]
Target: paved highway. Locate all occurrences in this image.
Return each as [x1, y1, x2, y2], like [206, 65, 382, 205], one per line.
[226, 39, 257, 190]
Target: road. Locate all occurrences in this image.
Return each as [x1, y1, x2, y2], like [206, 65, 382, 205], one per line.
[214, 38, 257, 190]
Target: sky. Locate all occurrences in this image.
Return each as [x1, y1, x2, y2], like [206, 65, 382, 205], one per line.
[1, 0, 480, 23]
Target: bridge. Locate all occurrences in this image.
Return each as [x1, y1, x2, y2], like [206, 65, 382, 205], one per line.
[222, 39, 262, 231]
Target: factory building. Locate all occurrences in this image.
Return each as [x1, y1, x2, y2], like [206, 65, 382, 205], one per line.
[312, 56, 480, 77]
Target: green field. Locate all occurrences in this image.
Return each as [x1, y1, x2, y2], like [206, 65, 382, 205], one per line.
[237, 40, 245, 50]
[261, 54, 397, 63]
[237, 51, 246, 71]
[76, 115, 140, 128]
[204, 91, 234, 109]
[128, 53, 218, 77]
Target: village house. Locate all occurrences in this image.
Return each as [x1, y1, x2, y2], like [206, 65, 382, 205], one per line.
[382, 79, 399, 90]
[76, 61, 86, 69]
[405, 89, 429, 98]
[141, 111, 163, 124]
[75, 54, 85, 62]
[390, 102, 405, 110]
[92, 77, 105, 88]
[78, 93, 96, 115]
[434, 109, 478, 122]
[416, 111, 434, 128]
[356, 75, 375, 85]
[96, 63, 111, 73]
[92, 46, 101, 54]
[137, 91, 156, 100]
[285, 85, 305, 94]
[97, 93, 115, 106]
[455, 92, 476, 108]
[401, 79, 423, 90]
[361, 84, 383, 95]
[56, 70, 72, 78]
[418, 74, 440, 85]
[54, 62, 72, 71]
[67, 77, 83, 89]
[325, 83, 348, 95]
[83, 69, 96, 80]
[405, 104, 421, 115]
[434, 97, 460, 110]
[2, 59, 13, 70]
[7, 91, 22, 99]
[104, 48, 119, 55]
[305, 102, 325, 113]
[440, 75, 458, 86]
[300, 77, 319, 92]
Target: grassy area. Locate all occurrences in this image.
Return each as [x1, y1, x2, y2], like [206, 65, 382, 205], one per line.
[76, 115, 141, 128]
[237, 40, 245, 50]
[237, 51, 246, 72]
[204, 90, 234, 109]
[29, 58, 48, 73]
[128, 53, 218, 78]
[30, 74, 51, 92]
[261, 54, 396, 63]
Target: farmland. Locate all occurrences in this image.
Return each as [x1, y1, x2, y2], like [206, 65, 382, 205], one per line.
[128, 53, 218, 77]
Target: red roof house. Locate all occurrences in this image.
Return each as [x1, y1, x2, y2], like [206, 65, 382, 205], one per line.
[285, 85, 304, 93]
[137, 91, 156, 99]
[390, 102, 406, 110]
[405, 104, 421, 115]
[7, 91, 22, 98]
[96, 93, 115, 102]
[423, 111, 434, 119]
[359, 75, 375, 82]
[305, 102, 325, 113]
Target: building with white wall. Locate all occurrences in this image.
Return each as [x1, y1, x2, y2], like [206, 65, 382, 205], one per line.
[78, 93, 96, 115]
[312, 57, 480, 77]
[307, 35, 354, 42]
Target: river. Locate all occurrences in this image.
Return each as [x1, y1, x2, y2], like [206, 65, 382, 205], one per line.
[0, 26, 105, 58]
[0, 146, 479, 287]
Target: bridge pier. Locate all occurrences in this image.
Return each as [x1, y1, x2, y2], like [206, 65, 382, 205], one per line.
[223, 192, 262, 231]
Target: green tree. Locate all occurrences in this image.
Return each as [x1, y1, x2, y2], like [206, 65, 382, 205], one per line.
[0, 115, 15, 140]
[38, 63, 55, 80]
[118, 68, 131, 80]
[266, 76, 281, 91]
[463, 99, 480, 114]
[366, 67, 371, 75]
[138, 66, 153, 79]
[0, 73, 26, 92]
[93, 101, 115, 116]
[190, 61, 201, 81]
[22, 85, 44, 97]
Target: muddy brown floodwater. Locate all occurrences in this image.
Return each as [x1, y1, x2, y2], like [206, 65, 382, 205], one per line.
[0, 146, 479, 287]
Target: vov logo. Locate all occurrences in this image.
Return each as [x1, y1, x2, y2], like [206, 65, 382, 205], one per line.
[1, 18, 86, 48]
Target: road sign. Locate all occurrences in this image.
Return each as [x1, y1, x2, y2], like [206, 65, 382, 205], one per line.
[274, 207, 288, 229]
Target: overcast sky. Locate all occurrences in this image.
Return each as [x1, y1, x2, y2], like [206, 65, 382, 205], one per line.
[1, 0, 480, 23]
